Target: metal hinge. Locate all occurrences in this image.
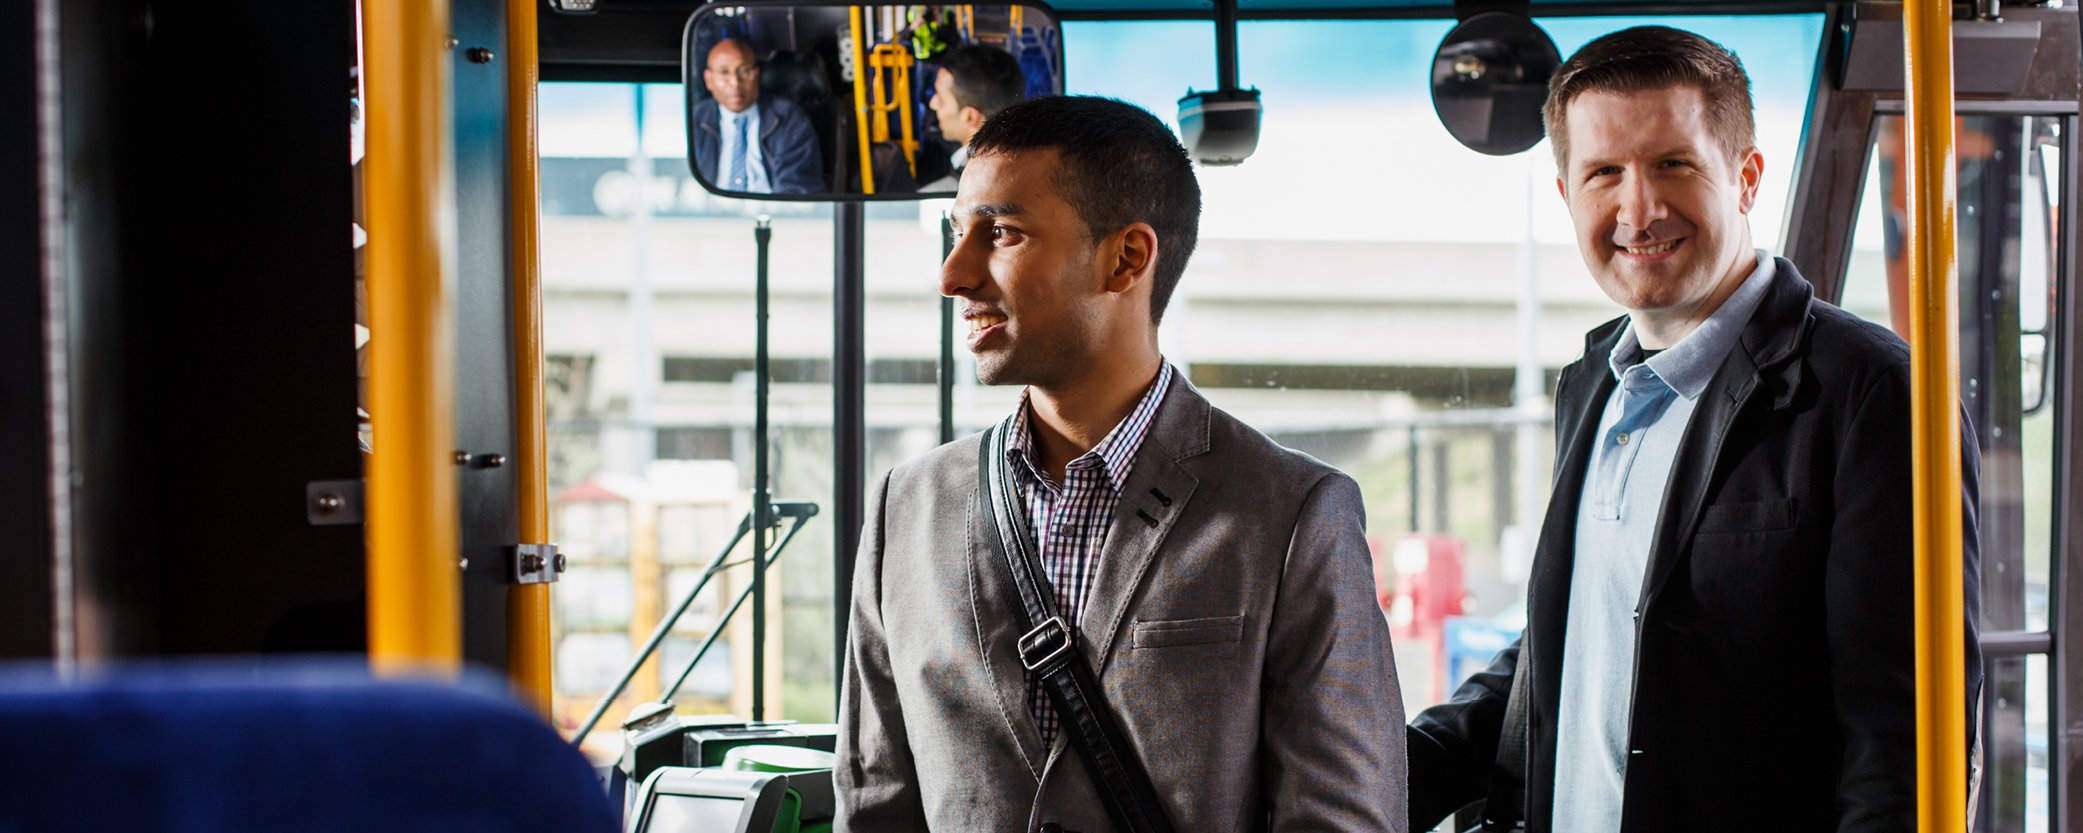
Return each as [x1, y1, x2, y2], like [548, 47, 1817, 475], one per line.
[512, 543, 564, 584]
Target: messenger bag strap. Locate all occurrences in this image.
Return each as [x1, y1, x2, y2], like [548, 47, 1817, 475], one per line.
[978, 423, 1177, 833]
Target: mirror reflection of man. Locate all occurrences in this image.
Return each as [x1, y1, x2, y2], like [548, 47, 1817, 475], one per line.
[690, 37, 820, 195]
[918, 45, 1026, 191]
[836, 96, 1405, 832]
[1406, 26, 1982, 833]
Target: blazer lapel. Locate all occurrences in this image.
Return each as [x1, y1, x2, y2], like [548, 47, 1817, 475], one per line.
[1639, 262, 1814, 609]
[1078, 375, 1209, 677]
[966, 440, 1051, 778]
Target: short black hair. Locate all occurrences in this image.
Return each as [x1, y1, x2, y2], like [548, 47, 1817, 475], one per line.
[938, 45, 1026, 119]
[968, 96, 1201, 325]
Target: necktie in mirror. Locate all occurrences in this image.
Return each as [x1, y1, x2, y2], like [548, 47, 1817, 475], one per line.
[729, 113, 750, 190]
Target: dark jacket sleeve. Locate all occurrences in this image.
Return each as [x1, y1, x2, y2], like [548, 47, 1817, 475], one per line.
[1407, 638, 1519, 832]
[690, 101, 719, 184]
[1825, 361, 1989, 831]
[764, 100, 823, 195]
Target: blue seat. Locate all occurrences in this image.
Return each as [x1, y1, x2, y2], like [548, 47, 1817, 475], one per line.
[0, 661, 618, 833]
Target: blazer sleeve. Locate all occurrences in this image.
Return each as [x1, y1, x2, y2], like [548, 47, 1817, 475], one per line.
[765, 102, 824, 195]
[1406, 638, 1520, 831]
[1825, 362, 1984, 831]
[1260, 472, 1407, 832]
[835, 472, 928, 832]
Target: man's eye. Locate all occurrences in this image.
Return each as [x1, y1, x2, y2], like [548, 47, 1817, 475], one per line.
[991, 225, 1023, 245]
[1592, 165, 1622, 178]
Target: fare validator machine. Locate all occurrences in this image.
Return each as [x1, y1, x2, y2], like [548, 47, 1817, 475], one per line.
[619, 702, 840, 833]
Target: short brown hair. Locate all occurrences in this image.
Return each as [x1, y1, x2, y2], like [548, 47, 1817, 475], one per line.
[1544, 26, 1755, 170]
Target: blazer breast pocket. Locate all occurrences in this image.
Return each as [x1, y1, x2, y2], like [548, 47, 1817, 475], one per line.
[1132, 614, 1244, 656]
[1694, 497, 1797, 535]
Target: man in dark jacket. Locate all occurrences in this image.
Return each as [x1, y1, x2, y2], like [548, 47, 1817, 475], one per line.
[689, 38, 822, 195]
[1407, 26, 1982, 833]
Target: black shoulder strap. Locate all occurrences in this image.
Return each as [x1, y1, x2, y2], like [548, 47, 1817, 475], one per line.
[977, 424, 1176, 833]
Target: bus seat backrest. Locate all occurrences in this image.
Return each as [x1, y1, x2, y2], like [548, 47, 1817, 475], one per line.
[0, 661, 618, 833]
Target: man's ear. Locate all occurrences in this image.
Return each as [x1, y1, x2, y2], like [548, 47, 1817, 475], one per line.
[961, 106, 988, 136]
[1105, 222, 1159, 295]
[1737, 147, 1765, 214]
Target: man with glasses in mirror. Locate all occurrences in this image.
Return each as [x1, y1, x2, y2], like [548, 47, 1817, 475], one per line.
[690, 37, 821, 195]
[1405, 26, 1983, 833]
[918, 44, 1027, 191]
[837, 95, 1405, 833]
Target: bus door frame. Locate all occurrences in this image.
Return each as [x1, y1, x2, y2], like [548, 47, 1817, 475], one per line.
[1782, 3, 2082, 830]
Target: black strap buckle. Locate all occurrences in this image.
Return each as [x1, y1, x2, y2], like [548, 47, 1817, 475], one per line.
[1018, 615, 1075, 672]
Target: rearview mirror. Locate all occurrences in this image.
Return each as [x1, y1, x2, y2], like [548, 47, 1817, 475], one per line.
[683, 1, 1065, 201]
[1430, 11, 1559, 157]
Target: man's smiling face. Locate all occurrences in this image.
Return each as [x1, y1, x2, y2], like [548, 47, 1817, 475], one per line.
[1559, 85, 1762, 321]
[939, 148, 1106, 388]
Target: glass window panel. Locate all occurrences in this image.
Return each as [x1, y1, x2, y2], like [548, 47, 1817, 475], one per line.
[1842, 115, 2062, 632]
[559, 567, 634, 629]
[556, 632, 634, 694]
[665, 567, 725, 633]
[544, 81, 838, 747]
[1979, 654, 2053, 832]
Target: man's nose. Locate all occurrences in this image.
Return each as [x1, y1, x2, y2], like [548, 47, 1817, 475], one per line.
[1614, 171, 1667, 232]
[940, 228, 986, 298]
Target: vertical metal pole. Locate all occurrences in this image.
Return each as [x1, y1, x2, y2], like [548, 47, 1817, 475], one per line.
[628, 88, 657, 476]
[834, 203, 867, 703]
[32, 0, 73, 669]
[363, 0, 461, 673]
[2054, 96, 2082, 833]
[939, 213, 956, 445]
[1904, 2, 1968, 830]
[1407, 426, 1420, 534]
[1213, 0, 1239, 93]
[505, 0, 553, 717]
[752, 217, 773, 723]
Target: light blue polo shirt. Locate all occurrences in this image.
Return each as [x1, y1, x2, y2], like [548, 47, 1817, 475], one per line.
[1551, 251, 1776, 833]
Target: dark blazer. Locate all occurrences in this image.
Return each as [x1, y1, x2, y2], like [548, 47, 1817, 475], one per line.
[838, 375, 1406, 832]
[689, 96, 822, 195]
[1408, 260, 1983, 833]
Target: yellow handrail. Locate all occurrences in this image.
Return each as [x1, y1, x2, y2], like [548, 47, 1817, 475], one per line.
[868, 44, 919, 176]
[850, 7, 876, 194]
[506, 0, 553, 716]
[1903, 2, 1968, 831]
[361, 0, 461, 673]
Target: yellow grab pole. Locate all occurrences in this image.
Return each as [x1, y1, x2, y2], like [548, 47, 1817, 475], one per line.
[362, 0, 462, 673]
[1904, 2, 1968, 830]
[506, 0, 554, 716]
[850, 7, 876, 194]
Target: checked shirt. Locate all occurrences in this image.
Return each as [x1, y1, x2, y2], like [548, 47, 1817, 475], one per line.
[1004, 361, 1174, 747]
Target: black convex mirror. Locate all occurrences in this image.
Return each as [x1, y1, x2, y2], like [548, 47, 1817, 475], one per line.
[1430, 11, 1560, 156]
[683, 1, 1065, 201]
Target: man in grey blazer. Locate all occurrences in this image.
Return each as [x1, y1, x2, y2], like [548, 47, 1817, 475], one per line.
[836, 95, 1406, 832]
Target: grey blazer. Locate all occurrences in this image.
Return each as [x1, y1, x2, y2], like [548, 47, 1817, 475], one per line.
[837, 375, 1407, 832]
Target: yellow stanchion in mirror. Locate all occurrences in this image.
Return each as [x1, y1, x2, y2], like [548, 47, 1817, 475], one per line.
[1903, 1, 1967, 830]
[361, 0, 462, 675]
[850, 7, 876, 194]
